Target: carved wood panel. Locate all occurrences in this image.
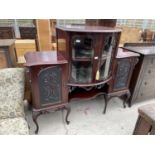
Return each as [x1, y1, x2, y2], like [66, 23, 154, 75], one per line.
[38, 66, 62, 105]
[114, 59, 131, 89]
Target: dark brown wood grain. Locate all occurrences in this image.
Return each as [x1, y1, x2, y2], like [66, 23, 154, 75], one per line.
[24, 51, 67, 67]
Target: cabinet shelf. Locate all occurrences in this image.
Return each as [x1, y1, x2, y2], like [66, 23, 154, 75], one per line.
[67, 76, 112, 87]
[72, 58, 92, 62]
[69, 87, 106, 102]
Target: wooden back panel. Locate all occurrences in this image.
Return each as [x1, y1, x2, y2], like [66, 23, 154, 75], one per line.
[35, 19, 52, 51]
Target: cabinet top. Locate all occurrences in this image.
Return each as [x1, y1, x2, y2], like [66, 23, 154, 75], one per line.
[24, 51, 68, 67]
[123, 43, 155, 55]
[117, 48, 140, 58]
[56, 25, 122, 33]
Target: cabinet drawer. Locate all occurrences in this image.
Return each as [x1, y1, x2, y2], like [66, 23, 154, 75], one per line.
[136, 88, 155, 102]
[147, 55, 155, 67]
[140, 79, 155, 90]
[143, 66, 155, 79]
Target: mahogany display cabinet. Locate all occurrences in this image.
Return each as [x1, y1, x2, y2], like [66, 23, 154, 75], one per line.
[24, 51, 70, 134]
[56, 25, 121, 102]
[104, 48, 140, 113]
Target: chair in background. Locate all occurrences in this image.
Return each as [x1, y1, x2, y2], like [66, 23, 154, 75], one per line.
[0, 68, 29, 134]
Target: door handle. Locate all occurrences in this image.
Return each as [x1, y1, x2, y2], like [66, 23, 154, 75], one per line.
[94, 56, 98, 60]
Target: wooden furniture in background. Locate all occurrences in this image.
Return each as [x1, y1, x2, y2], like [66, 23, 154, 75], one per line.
[14, 39, 37, 102]
[50, 19, 57, 50]
[50, 19, 56, 42]
[0, 39, 16, 68]
[0, 27, 15, 39]
[24, 51, 70, 134]
[56, 25, 121, 103]
[141, 29, 155, 42]
[86, 19, 117, 27]
[15, 39, 36, 64]
[19, 27, 36, 39]
[123, 43, 155, 105]
[103, 48, 140, 113]
[133, 103, 155, 135]
[118, 27, 142, 47]
[0, 39, 33, 103]
[35, 19, 52, 51]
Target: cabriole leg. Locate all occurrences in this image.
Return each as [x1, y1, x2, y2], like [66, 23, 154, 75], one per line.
[32, 110, 42, 134]
[64, 105, 71, 125]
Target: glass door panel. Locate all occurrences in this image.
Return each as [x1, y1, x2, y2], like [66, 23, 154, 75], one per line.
[72, 35, 94, 59]
[71, 61, 92, 83]
[100, 33, 116, 80]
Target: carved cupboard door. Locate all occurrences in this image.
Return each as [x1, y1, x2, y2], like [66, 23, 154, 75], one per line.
[38, 66, 62, 105]
[113, 59, 131, 90]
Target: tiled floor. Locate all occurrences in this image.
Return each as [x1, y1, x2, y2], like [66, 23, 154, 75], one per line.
[26, 96, 155, 135]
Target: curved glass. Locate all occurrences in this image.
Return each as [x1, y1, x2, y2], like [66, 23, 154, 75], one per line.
[72, 35, 94, 59]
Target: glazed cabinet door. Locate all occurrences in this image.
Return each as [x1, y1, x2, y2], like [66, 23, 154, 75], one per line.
[98, 32, 119, 81]
[69, 33, 99, 84]
[99, 33, 120, 80]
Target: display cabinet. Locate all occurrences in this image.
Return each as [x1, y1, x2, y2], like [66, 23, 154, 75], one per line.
[103, 48, 140, 113]
[56, 25, 121, 101]
[24, 51, 70, 134]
